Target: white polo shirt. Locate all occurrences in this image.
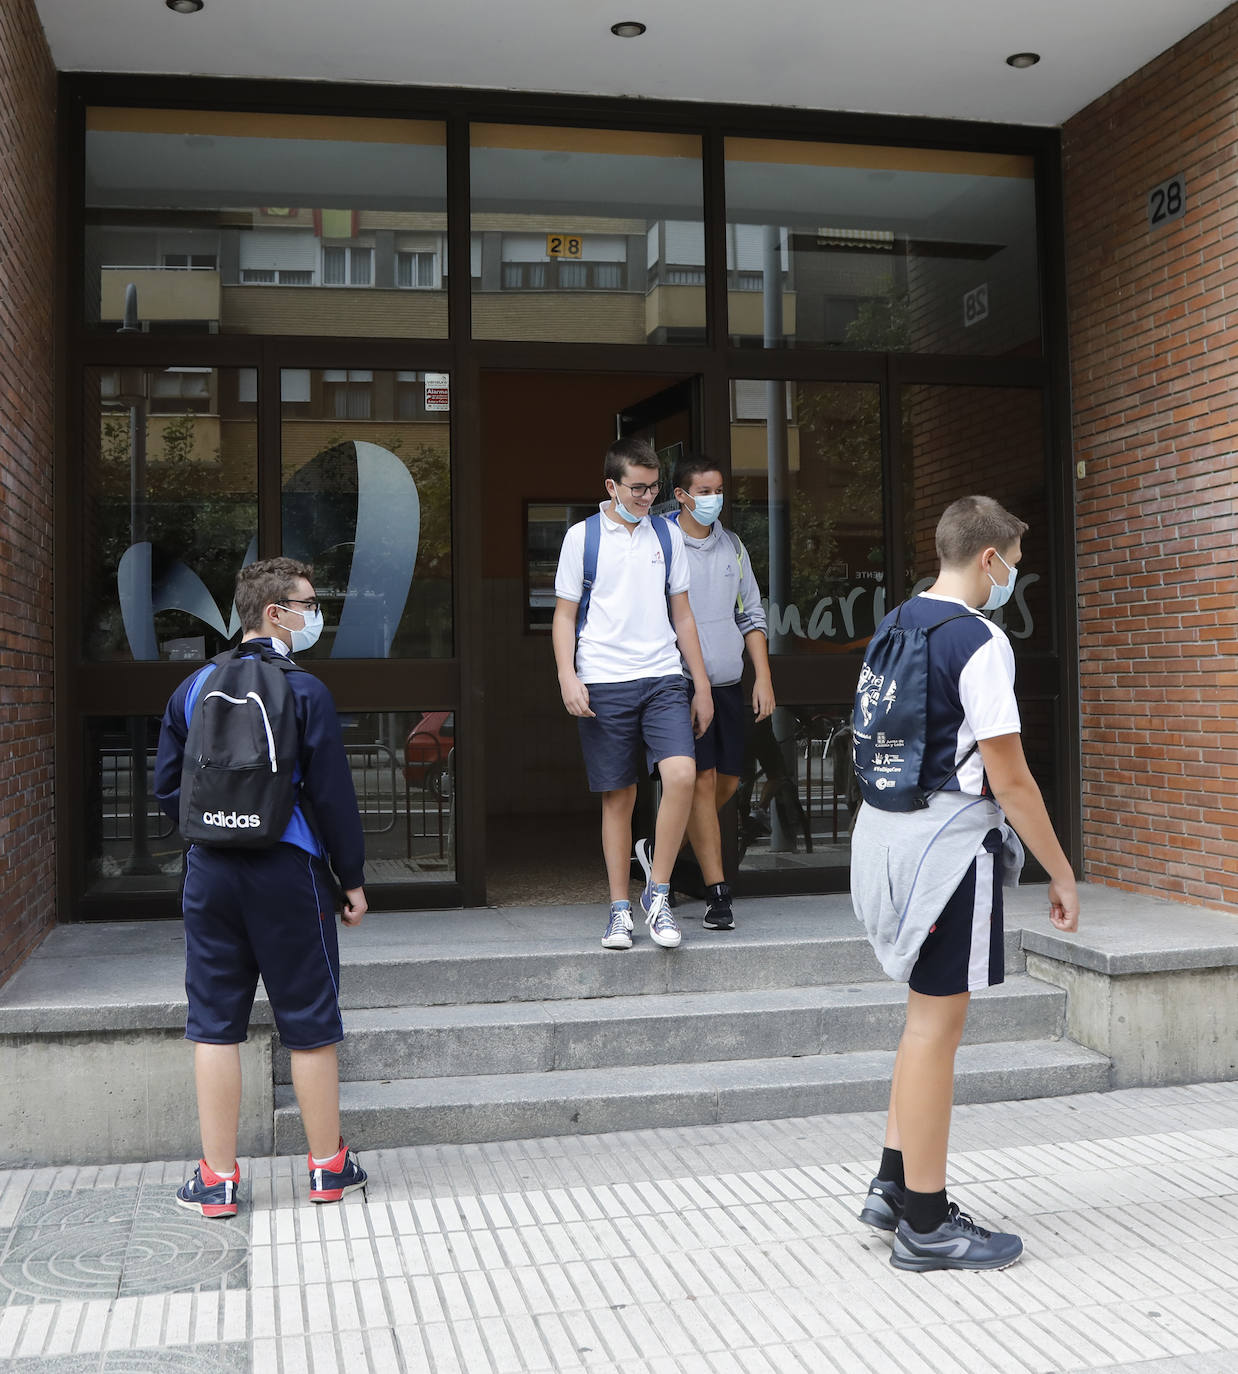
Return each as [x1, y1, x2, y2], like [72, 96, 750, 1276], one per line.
[555, 502, 691, 684]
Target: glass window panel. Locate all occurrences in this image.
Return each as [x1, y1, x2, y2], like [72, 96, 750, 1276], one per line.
[322, 247, 347, 285]
[84, 365, 257, 662]
[730, 379, 886, 655]
[281, 368, 452, 659]
[734, 703, 857, 883]
[901, 385, 1050, 653]
[471, 124, 705, 344]
[83, 709, 456, 897]
[84, 715, 182, 896]
[344, 709, 457, 884]
[85, 109, 447, 337]
[350, 247, 372, 286]
[726, 139, 1040, 355]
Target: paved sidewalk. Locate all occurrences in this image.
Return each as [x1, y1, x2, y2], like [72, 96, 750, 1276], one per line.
[0, 1081, 1236, 1373]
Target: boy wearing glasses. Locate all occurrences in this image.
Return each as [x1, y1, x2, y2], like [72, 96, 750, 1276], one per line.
[553, 438, 714, 950]
[155, 558, 368, 1216]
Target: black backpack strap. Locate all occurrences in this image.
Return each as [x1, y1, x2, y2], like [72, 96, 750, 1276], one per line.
[915, 604, 982, 799]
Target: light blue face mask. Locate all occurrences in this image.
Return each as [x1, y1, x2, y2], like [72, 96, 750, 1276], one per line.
[687, 492, 724, 525]
[609, 484, 644, 524]
[982, 552, 1017, 612]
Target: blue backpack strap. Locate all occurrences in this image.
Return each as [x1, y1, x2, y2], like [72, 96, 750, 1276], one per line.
[652, 515, 674, 596]
[575, 512, 602, 639]
[183, 661, 219, 728]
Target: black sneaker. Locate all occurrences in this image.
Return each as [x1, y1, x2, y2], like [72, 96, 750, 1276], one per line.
[890, 1203, 1023, 1271]
[858, 1177, 905, 1232]
[702, 882, 734, 930]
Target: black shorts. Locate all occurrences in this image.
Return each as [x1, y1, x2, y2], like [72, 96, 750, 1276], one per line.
[182, 842, 344, 1050]
[908, 828, 1005, 997]
[693, 681, 745, 777]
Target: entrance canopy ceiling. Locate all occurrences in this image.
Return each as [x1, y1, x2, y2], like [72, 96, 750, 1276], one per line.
[35, 0, 1232, 127]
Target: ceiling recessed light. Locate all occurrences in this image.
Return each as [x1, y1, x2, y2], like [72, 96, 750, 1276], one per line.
[611, 21, 646, 38]
[1005, 52, 1040, 69]
[166, 0, 204, 12]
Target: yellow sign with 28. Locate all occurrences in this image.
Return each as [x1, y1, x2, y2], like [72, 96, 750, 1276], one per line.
[546, 234, 583, 258]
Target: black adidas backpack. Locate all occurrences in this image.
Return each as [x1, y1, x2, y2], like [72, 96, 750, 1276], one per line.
[851, 602, 978, 812]
[179, 643, 303, 848]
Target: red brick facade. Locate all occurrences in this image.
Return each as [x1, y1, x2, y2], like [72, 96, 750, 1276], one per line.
[1064, 9, 1238, 909]
[0, 0, 56, 979]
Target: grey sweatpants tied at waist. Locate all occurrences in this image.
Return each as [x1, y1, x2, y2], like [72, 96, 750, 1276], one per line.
[850, 790, 1025, 983]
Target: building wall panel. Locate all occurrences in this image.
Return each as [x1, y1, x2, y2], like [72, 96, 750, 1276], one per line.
[0, 0, 56, 979]
[1064, 8, 1238, 909]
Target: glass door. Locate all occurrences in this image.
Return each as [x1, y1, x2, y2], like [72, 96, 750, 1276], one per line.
[480, 369, 700, 906]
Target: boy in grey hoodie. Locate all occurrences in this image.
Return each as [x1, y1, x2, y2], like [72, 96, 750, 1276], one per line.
[652, 454, 774, 929]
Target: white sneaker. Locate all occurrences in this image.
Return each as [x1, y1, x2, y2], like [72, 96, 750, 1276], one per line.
[634, 837, 654, 886]
[640, 881, 681, 949]
[602, 901, 634, 950]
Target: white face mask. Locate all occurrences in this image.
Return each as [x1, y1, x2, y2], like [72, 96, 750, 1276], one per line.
[278, 605, 324, 653]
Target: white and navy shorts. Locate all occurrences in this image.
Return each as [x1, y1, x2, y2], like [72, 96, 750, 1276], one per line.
[909, 827, 1005, 996]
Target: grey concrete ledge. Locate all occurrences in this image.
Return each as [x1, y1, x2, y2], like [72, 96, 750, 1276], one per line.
[0, 897, 873, 1034]
[1010, 881, 1238, 975]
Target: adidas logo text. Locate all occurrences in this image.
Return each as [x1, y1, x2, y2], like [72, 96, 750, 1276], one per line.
[201, 810, 262, 829]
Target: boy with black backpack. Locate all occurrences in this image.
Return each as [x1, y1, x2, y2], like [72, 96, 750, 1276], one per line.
[850, 496, 1079, 1272]
[155, 558, 368, 1217]
[552, 437, 714, 952]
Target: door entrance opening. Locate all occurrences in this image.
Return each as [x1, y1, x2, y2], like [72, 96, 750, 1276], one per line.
[480, 370, 699, 905]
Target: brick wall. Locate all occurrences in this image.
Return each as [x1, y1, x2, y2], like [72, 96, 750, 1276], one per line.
[1064, 6, 1238, 909]
[0, 0, 56, 979]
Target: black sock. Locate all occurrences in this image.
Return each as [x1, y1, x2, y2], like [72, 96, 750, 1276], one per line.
[902, 1188, 949, 1234]
[878, 1147, 905, 1189]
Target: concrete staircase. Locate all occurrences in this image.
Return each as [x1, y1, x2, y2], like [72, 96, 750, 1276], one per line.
[273, 896, 1109, 1151]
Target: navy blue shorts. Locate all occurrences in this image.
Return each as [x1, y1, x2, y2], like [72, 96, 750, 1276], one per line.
[182, 842, 344, 1050]
[909, 829, 1005, 997]
[577, 674, 696, 792]
[694, 682, 745, 777]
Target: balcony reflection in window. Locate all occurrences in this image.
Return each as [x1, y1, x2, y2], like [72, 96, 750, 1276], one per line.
[85, 108, 447, 337]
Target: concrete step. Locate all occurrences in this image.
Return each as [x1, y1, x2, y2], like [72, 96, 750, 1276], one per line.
[331, 905, 1026, 1010]
[276, 974, 1064, 1084]
[273, 1037, 1110, 1152]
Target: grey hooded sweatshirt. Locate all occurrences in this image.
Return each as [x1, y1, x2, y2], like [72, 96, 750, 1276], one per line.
[669, 513, 766, 686]
[850, 791, 1025, 982]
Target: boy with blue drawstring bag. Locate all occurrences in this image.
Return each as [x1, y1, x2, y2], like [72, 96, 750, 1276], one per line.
[849, 496, 1081, 1274]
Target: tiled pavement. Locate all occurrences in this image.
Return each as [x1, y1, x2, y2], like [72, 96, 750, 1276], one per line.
[1, 1082, 1237, 1373]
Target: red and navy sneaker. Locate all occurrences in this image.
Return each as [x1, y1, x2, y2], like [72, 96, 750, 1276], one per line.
[308, 1141, 367, 1203]
[175, 1160, 240, 1218]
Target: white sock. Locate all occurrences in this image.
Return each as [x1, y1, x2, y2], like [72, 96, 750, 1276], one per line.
[311, 1148, 342, 1168]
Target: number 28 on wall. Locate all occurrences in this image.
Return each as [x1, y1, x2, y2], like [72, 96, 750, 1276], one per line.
[1147, 174, 1186, 231]
[546, 234, 583, 258]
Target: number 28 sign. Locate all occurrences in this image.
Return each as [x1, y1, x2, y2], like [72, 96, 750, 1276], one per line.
[1147, 174, 1186, 231]
[546, 234, 583, 258]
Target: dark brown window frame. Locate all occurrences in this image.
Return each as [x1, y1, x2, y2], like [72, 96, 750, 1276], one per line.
[56, 73, 1077, 916]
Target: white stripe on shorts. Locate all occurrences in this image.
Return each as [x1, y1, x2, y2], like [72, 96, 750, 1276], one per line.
[966, 849, 995, 991]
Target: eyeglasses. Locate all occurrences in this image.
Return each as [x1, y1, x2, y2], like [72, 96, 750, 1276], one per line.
[280, 598, 320, 614]
[615, 480, 660, 498]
